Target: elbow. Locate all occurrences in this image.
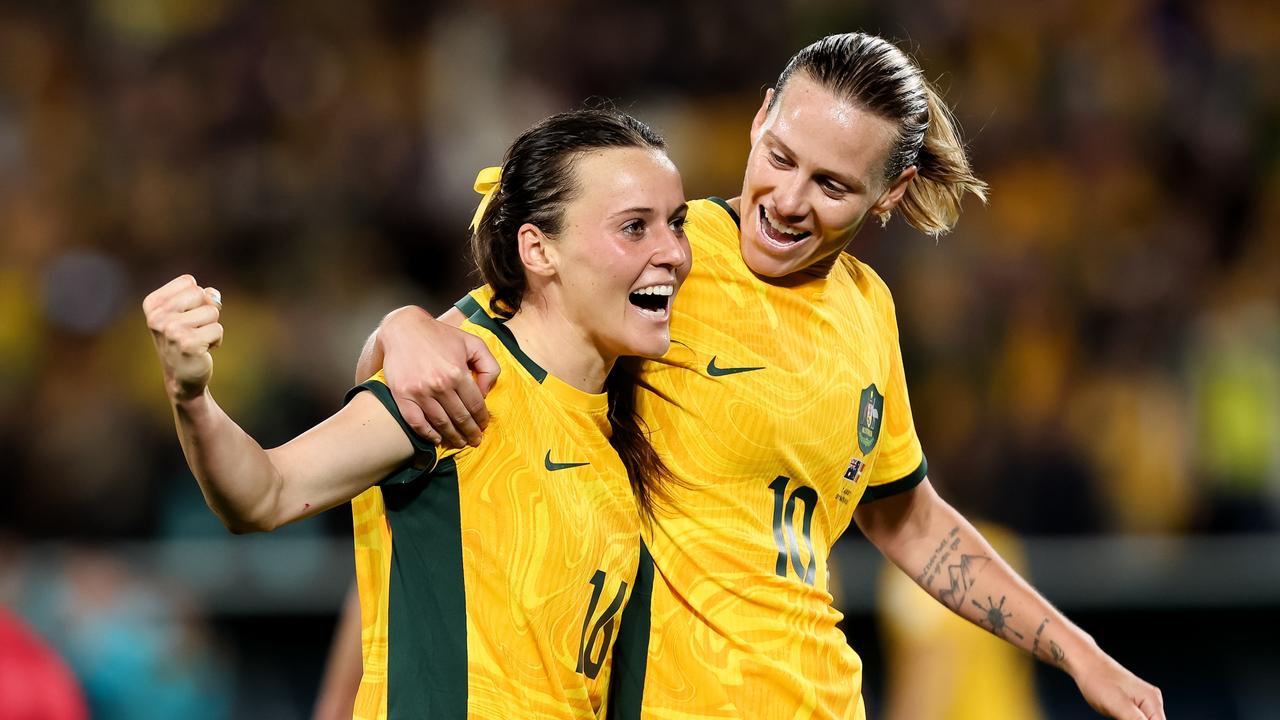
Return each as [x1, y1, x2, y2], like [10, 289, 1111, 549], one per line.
[213, 502, 282, 535]
[221, 514, 274, 535]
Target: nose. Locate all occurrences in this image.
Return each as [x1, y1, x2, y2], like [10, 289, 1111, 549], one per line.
[652, 222, 691, 274]
[773, 173, 809, 222]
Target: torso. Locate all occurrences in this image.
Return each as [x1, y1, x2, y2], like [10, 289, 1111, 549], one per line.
[352, 311, 640, 720]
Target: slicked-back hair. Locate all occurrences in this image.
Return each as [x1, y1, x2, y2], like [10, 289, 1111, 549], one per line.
[470, 108, 679, 522]
[772, 33, 988, 235]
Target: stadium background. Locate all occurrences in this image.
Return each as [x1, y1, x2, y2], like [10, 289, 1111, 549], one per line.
[1, 0, 1277, 717]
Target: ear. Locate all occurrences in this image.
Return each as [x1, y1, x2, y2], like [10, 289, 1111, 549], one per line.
[517, 222, 557, 278]
[750, 88, 774, 146]
[870, 165, 918, 216]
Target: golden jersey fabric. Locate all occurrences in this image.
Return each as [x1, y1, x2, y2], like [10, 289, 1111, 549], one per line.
[348, 308, 640, 719]
[461, 197, 927, 719]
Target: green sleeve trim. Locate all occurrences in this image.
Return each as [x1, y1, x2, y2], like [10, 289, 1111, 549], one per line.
[707, 196, 740, 228]
[861, 456, 928, 503]
[344, 380, 438, 485]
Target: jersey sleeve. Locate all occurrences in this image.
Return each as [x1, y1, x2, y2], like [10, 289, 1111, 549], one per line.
[861, 290, 928, 502]
[344, 370, 463, 485]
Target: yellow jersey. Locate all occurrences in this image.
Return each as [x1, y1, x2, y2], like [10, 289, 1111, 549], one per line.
[461, 197, 927, 719]
[348, 307, 640, 719]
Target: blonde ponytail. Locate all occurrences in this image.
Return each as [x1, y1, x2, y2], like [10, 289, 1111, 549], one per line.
[895, 82, 988, 236]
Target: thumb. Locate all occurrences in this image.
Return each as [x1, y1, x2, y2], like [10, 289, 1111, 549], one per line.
[464, 334, 501, 395]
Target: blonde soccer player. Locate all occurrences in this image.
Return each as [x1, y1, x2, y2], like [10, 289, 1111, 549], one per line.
[360, 34, 1164, 720]
[146, 109, 692, 719]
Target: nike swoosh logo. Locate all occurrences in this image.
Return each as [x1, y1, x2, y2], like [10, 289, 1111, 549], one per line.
[706, 356, 765, 377]
[545, 450, 589, 472]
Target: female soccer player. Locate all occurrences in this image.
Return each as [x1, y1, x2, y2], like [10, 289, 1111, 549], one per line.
[360, 34, 1164, 720]
[144, 109, 692, 719]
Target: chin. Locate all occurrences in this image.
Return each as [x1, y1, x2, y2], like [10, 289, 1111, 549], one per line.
[740, 236, 800, 278]
[618, 329, 671, 360]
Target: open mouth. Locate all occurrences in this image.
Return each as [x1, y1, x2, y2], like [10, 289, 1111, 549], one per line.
[758, 205, 811, 246]
[628, 284, 673, 318]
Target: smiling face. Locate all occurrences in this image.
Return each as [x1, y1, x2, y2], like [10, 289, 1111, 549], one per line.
[739, 73, 916, 279]
[529, 146, 691, 360]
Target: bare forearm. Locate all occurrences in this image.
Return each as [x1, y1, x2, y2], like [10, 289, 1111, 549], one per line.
[858, 483, 1100, 674]
[907, 513, 1094, 672]
[172, 390, 283, 533]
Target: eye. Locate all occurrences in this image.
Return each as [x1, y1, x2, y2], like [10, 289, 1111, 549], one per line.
[622, 219, 646, 236]
[669, 215, 688, 235]
[768, 150, 793, 168]
[818, 177, 848, 198]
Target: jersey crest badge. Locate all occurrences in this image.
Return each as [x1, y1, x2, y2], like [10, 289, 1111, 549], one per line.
[857, 384, 884, 454]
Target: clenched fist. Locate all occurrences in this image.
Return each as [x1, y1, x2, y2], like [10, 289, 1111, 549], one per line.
[144, 275, 224, 403]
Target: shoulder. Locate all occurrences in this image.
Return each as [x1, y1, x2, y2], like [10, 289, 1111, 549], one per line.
[836, 252, 898, 320]
[686, 197, 742, 255]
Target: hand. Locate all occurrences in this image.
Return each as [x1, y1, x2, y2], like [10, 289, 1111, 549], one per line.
[143, 275, 224, 403]
[1072, 651, 1165, 720]
[377, 306, 500, 448]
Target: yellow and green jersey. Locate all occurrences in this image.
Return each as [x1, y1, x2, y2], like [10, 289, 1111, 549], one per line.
[348, 307, 640, 719]
[461, 197, 927, 719]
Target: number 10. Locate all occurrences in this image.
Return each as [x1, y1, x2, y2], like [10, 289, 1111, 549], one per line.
[769, 476, 817, 585]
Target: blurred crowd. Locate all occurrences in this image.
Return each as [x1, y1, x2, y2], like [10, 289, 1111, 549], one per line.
[0, 0, 1276, 716]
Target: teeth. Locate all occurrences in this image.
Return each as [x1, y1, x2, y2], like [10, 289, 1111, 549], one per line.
[762, 206, 807, 236]
[632, 284, 674, 296]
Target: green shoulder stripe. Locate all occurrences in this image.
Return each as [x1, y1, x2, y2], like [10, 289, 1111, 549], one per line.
[453, 293, 483, 318]
[464, 308, 548, 384]
[344, 380, 437, 485]
[707, 196, 740, 228]
[861, 456, 929, 503]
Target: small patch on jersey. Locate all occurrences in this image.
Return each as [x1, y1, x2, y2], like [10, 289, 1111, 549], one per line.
[837, 457, 866, 504]
[844, 457, 866, 484]
[857, 384, 884, 455]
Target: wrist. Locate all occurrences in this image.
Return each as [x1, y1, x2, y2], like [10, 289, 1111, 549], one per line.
[170, 384, 212, 414]
[1057, 629, 1103, 678]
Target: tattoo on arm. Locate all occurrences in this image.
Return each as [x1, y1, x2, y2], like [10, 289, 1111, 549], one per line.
[1032, 617, 1050, 657]
[973, 595, 1024, 641]
[1049, 640, 1066, 668]
[915, 526, 992, 611]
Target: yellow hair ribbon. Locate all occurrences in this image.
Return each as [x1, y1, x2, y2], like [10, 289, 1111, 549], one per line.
[469, 166, 503, 230]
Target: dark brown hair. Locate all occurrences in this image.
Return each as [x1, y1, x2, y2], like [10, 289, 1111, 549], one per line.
[470, 109, 679, 522]
[772, 33, 988, 235]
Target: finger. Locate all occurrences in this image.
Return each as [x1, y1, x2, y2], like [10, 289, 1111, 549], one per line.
[394, 398, 442, 446]
[1140, 692, 1165, 720]
[465, 335, 501, 396]
[453, 371, 490, 433]
[163, 285, 212, 314]
[419, 398, 467, 449]
[143, 275, 198, 314]
[169, 304, 221, 331]
[188, 322, 224, 351]
[204, 286, 222, 309]
[435, 388, 484, 447]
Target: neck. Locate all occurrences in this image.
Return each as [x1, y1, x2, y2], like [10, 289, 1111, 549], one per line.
[503, 299, 614, 393]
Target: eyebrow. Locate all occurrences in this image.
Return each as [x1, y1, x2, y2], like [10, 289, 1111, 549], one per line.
[765, 131, 866, 194]
[607, 207, 656, 219]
